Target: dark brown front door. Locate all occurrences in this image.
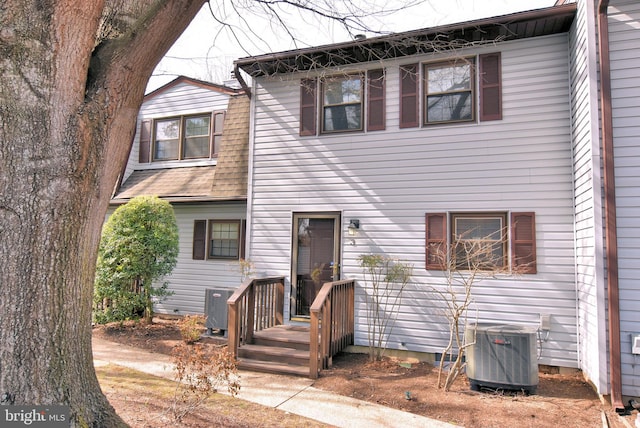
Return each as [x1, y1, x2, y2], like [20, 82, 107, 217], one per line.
[292, 213, 340, 318]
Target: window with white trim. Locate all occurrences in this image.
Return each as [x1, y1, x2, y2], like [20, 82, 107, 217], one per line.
[322, 75, 363, 132]
[139, 111, 225, 163]
[424, 60, 474, 124]
[451, 213, 506, 269]
[209, 220, 240, 259]
[192, 219, 246, 260]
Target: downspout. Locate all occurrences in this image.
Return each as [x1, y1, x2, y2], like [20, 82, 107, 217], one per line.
[596, 0, 623, 411]
[233, 62, 252, 99]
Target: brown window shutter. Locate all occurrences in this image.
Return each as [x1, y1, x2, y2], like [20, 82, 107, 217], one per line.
[511, 212, 536, 274]
[240, 219, 247, 260]
[138, 120, 151, 163]
[367, 69, 385, 131]
[426, 213, 447, 270]
[193, 220, 207, 260]
[479, 53, 502, 121]
[300, 79, 317, 136]
[400, 64, 419, 128]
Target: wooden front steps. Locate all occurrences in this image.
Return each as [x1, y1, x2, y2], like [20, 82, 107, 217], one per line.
[228, 278, 355, 379]
[236, 325, 314, 377]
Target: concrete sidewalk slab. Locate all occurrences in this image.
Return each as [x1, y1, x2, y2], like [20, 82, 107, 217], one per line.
[92, 337, 456, 428]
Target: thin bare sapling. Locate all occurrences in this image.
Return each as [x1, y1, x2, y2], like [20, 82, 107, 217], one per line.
[358, 254, 413, 362]
[431, 226, 513, 391]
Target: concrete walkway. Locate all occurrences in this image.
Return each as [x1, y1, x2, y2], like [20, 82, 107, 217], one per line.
[92, 337, 456, 428]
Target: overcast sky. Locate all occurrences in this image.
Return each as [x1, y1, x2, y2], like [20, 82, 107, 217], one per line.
[148, 0, 557, 92]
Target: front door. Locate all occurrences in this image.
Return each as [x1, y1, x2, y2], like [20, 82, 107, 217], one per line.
[292, 213, 341, 318]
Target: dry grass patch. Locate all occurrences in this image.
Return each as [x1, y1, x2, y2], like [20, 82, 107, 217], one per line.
[96, 364, 328, 428]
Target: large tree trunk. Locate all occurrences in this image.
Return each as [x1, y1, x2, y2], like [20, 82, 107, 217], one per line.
[0, 1, 205, 426]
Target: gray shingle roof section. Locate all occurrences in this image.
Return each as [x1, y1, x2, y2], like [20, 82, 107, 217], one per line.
[210, 94, 249, 199]
[114, 166, 216, 200]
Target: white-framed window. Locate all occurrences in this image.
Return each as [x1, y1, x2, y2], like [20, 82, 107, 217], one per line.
[451, 213, 506, 269]
[154, 117, 181, 160]
[192, 219, 245, 260]
[183, 115, 212, 158]
[424, 59, 474, 124]
[208, 220, 241, 259]
[148, 111, 225, 162]
[321, 74, 363, 133]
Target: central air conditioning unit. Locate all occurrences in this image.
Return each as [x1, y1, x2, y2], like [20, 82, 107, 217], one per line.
[204, 288, 234, 336]
[465, 323, 539, 394]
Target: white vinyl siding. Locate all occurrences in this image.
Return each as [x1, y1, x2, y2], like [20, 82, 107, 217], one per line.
[248, 34, 578, 368]
[106, 203, 246, 315]
[570, 0, 609, 394]
[608, 0, 640, 397]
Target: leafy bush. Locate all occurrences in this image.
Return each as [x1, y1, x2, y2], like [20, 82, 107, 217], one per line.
[94, 196, 178, 324]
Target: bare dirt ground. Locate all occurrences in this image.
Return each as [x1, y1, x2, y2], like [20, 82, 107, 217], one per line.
[93, 319, 633, 427]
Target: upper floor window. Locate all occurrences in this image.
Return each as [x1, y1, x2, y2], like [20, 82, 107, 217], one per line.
[138, 111, 225, 163]
[154, 117, 182, 160]
[400, 52, 502, 128]
[300, 69, 385, 136]
[424, 60, 474, 124]
[183, 116, 212, 158]
[322, 75, 363, 133]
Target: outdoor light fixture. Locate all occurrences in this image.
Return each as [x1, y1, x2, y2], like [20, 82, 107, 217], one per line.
[348, 219, 360, 236]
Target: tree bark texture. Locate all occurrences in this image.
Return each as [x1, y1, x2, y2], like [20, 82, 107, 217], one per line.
[0, 1, 205, 426]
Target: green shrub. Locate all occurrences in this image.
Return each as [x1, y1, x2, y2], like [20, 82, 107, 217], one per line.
[94, 196, 178, 324]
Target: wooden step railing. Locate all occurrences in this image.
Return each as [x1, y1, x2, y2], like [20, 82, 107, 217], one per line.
[227, 276, 285, 359]
[227, 276, 354, 379]
[309, 279, 355, 379]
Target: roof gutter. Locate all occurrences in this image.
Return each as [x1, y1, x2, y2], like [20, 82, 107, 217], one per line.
[109, 196, 247, 205]
[597, 0, 623, 412]
[235, 3, 576, 77]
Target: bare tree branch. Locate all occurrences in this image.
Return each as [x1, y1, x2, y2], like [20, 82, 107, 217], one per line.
[431, 226, 517, 391]
[203, 0, 430, 59]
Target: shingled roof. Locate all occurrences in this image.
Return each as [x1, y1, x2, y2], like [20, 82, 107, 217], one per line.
[112, 93, 249, 204]
[210, 94, 249, 199]
[113, 166, 217, 201]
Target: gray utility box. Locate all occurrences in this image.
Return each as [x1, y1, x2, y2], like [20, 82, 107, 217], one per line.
[465, 323, 539, 394]
[204, 288, 234, 336]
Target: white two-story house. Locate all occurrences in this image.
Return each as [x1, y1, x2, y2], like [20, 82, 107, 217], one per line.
[232, 0, 640, 408]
